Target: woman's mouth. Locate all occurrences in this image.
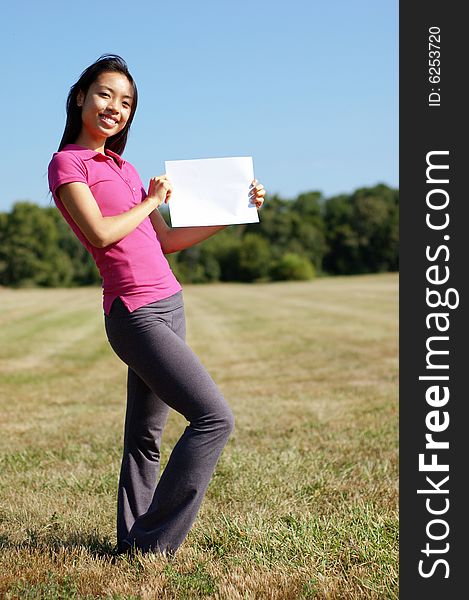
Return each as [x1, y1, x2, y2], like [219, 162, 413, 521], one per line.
[99, 114, 119, 127]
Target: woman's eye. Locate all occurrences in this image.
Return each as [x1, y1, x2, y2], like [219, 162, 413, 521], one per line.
[123, 102, 130, 108]
[100, 93, 110, 98]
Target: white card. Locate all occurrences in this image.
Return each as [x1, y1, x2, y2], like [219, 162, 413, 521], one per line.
[164, 156, 260, 227]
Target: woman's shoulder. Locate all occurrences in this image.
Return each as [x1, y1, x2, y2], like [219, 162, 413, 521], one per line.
[122, 157, 144, 182]
[120, 152, 138, 171]
[48, 145, 90, 170]
[48, 146, 89, 191]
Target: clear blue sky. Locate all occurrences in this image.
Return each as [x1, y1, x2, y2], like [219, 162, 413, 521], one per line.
[0, 0, 397, 212]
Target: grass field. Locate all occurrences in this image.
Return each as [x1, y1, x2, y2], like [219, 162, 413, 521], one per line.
[0, 274, 398, 599]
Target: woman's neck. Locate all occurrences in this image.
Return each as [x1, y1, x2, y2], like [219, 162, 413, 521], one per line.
[74, 132, 106, 155]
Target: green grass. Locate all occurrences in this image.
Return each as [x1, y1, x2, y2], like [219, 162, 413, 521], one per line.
[0, 274, 398, 599]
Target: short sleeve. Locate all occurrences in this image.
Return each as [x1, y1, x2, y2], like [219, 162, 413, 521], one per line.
[48, 151, 88, 198]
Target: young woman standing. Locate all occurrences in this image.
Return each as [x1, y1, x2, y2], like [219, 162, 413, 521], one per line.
[48, 54, 266, 557]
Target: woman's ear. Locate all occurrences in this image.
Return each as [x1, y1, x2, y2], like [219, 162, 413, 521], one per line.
[77, 90, 84, 107]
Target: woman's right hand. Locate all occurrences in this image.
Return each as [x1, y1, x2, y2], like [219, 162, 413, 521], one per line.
[146, 175, 173, 207]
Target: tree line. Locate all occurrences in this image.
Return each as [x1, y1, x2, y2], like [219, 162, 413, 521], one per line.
[0, 183, 398, 287]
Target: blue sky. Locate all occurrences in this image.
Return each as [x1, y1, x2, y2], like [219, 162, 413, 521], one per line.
[0, 0, 397, 212]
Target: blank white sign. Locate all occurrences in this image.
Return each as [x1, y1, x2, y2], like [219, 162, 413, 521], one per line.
[164, 156, 260, 227]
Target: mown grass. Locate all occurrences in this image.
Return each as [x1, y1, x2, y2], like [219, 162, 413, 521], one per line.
[0, 274, 398, 599]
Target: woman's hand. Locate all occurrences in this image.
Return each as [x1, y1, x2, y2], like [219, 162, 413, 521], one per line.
[147, 175, 173, 207]
[249, 179, 266, 209]
[147, 176, 265, 209]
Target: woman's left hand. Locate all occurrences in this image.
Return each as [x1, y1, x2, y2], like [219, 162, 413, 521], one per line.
[249, 179, 266, 209]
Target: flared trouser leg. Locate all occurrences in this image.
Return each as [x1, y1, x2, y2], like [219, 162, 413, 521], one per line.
[104, 292, 234, 555]
[116, 367, 170, 552]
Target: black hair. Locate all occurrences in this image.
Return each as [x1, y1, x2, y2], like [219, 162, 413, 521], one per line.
[58, 54, 138, 155]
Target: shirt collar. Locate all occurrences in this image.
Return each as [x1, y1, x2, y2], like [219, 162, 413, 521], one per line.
[63, 144, 125, 168]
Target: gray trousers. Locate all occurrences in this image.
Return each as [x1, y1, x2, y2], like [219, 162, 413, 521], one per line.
[104, 291, 234, 555]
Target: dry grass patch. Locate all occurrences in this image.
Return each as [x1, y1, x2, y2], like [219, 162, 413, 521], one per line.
[0, 274, 398, 598]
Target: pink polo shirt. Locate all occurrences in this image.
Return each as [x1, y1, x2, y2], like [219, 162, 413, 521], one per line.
[48, 143, 182, 315]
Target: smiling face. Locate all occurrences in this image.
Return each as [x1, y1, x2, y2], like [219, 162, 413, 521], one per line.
[75, 71, 134, 150]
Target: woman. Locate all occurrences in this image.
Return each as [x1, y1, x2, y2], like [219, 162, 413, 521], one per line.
[48, 54, 266, 557]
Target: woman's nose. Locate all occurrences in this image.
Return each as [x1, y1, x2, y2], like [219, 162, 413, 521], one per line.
[106, 99, 118, 113]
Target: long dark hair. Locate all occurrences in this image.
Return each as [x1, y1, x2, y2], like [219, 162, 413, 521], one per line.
[58, 54, 138, 155]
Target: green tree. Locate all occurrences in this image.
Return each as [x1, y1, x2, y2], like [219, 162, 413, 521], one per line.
[0, 211, 8, 282]
[271, 252, 316, 281]
[237, 233, 272, 282]
[0, 183, 398, 288]
[168, 244, 220, 284]
[0, 202, 74, 287]
[323, 184, 399, 274]
[245, 192, 326, 272]
[173, 227, 243, 283]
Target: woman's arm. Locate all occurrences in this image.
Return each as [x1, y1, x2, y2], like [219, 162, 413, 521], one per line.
[149, 209, 227, 254]
[150, 179, 267, 254]
[57, 176, 171, 248]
